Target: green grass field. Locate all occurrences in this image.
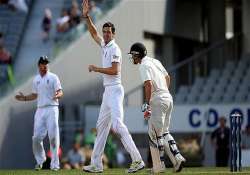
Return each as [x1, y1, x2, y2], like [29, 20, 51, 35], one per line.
[0, 167, 250, 175]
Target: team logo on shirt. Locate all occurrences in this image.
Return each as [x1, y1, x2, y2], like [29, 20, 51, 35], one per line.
[47, 79, 49, 84]
[113, 55, 119, 60]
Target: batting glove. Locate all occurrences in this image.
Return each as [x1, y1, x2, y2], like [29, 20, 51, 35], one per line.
[141, 102, 151, 120]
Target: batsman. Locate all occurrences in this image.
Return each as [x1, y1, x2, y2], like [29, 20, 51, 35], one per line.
[128, 43, 186, 173]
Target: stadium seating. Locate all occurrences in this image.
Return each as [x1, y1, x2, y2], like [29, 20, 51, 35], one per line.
[0, 3, 32, 58]
[175, 85, 189, 104]
[175, 55, 250, 104]
[0, 1, 33, 84]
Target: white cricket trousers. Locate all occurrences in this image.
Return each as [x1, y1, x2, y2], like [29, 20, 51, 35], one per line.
[149, 95, 173, 135]
[149, 96, 181, 166]
[91, 84, 142, 168]
[32, 106, 60, 169]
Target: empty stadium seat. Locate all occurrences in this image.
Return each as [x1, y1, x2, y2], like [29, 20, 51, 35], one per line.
[222, 93, 235, 103]
[229, 75, 241, 85]
[235, 92, 247, 103]
[198, 92, 210, 104]
[210, 93, 222, 103]
[186, 93, 199, 104]
[221, 69, 233, 80]
[222, 84, 236, 103]
[175, 55, 250, 104]
[225, 82, 238, 94]
[210, 69, 220, 79]
[206, 76, 217, 86]
[237, 60, 247, 72]
[175, 93, 187, 104]
[177, 85, 190, 95]
[193, 77, 205, 90]
[247, 94, 250, 102]
[174, 85, 189, 104]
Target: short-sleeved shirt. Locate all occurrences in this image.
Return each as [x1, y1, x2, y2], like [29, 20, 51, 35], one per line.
[32, 71, 62, 108]
[139, 56, 171, 99]
[101, 39, 122, 86]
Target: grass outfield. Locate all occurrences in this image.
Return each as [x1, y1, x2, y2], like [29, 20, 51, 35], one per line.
[0, 167, 250, 175]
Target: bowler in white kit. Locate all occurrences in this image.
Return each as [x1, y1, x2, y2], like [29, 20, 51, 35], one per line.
[15, 56, 63, 171]
[82, 0, 144, 173]
[128, 42, 186, 173]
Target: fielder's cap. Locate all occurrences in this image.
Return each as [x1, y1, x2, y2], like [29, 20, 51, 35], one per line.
[38, 56, 49, 65]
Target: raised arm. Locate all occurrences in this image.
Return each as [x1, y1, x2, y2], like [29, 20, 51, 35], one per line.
[82, 0, 102, 45]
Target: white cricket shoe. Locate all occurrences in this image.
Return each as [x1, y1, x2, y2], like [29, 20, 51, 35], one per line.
[127, 160, 145, 173]
[34, 164, 43, 171]
[51, 167, 60, 171]
[83, 164, 103, 173]
[174, 154, 186, 172]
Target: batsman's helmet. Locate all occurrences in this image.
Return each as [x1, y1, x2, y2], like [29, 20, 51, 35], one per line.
[129, 42, 147, 59]
[38, 56, 49, 65]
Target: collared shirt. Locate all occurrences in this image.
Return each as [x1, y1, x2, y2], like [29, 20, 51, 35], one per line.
[32, 71, 62, 108]
[101, 39, 122, 86]
[139, 56, 172, 99]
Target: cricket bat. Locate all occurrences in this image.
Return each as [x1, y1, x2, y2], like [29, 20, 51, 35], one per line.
[149, 140, 165, 173]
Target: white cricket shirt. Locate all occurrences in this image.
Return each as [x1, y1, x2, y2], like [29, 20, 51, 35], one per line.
[32, 71, 62, 108]
[101, 39, 122, 86]
[139, 56, 172, 99]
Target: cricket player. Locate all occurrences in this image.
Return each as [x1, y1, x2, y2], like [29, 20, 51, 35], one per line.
[81, 0, 144, 173]
[128, 42, 186, 173]
[15, 56, 63, 171]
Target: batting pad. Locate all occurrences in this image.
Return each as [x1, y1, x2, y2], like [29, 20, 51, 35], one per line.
[163, 133, 179, 166]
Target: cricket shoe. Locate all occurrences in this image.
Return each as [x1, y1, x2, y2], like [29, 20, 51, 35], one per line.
[174, 154, 186, 172]
[51, 167, 60, 171]
[83, 164, 103, 173]
[127, 160, 145, 173]
[34, 164, 43, 171]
